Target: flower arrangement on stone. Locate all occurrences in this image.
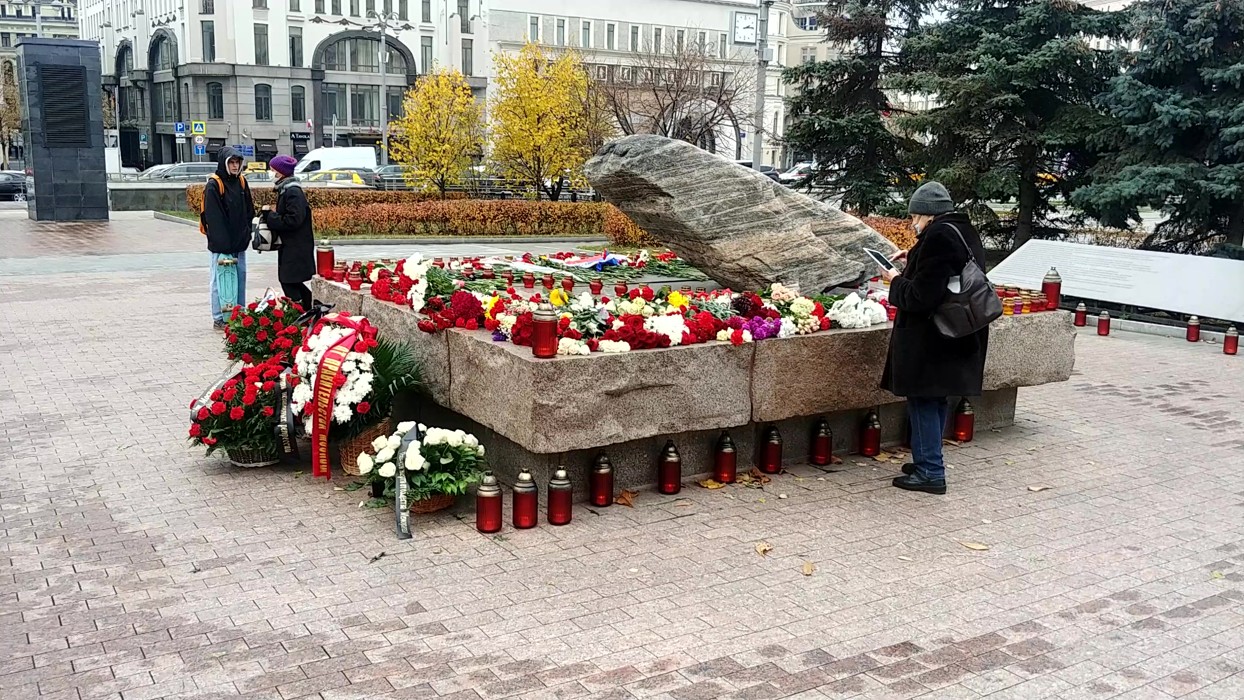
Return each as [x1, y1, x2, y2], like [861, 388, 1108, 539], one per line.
[826, 293, 889, 330]
[188, 356, 284, 457]
[357, 422, 486, 503]
[289, 314, 423, 441]
[223, 296, 305, 364]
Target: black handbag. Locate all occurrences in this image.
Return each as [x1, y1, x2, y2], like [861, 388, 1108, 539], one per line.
[932, 223, 1003, 338]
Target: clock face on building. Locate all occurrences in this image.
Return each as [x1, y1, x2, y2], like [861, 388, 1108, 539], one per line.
[733, 12, 758, 44]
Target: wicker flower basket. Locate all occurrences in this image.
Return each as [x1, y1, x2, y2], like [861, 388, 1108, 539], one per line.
[339, 417, 392, 476]
[226, 447, 280, 468]
[410, 493, 455, 514]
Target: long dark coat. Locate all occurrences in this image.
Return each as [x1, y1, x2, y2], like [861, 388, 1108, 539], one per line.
[264, 178, 315, 283]
[880, 212, 990, 398]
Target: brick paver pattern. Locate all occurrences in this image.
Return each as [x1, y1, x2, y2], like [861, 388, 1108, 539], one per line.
[1, 215, 1242, 700]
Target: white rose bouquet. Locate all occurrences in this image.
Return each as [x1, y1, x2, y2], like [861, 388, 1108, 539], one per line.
[359, 422, 486, 502]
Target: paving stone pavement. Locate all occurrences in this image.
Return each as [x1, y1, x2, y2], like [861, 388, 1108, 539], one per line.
[1, 217, 1243, 700]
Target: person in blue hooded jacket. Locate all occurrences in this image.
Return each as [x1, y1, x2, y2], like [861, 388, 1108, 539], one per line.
[201, 146, 255, 329]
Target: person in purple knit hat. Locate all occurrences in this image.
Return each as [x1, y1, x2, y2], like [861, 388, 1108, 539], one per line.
[263, 155, 315, 311]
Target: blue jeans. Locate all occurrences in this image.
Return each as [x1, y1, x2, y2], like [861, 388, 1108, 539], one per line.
[209, 251, 247, 322]
[908, 397, 949, 481]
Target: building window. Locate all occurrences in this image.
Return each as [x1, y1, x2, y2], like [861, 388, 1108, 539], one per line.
[801, 47, 815, 64]
[332, 0, 341, 14]
[202, 0, 215, 12]
[153, 82, 176, 122]
[290, 0, 300, 11]
[630, 26, 639, 52]
[719, 33, 727, 58]
[254, 0, 268, 8]
[422, 0, 431, 23]
[350, 0, 360, 16]
[324, 83, 347, 125]
[459, 0, 470, 33]
[154, 38, 175, 70]
[653, 28, 662, 53]
[290, 26, 303, 67]
[351, 37, 379, 72]
[255, 84, 273, 120]
[207, 82, 224, 119]
[254, 25, 269, 65]
[581, 21, 591, 48]
[292, 86, 306, 123]
[384, 0, 393, 13]
[528, 16, 540, 42]
[350, 84, 378, 126]
[323, 42, 347, 71]
[461, 39, 473, 76]
[421, 36, 433, 73]
[387, 86, 403, 121]
[199, 22, 216, 62]
[398, 0, 408, 21]
[676, 30, 684, 52]
[556, 19, 565, 46]
[0, 35, 7, 49]
[315, 0, 324, 12]
[606, 24, 616, 51]
[698, 31, 707, 51]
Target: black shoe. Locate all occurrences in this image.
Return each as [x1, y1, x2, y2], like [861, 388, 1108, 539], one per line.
[902, 462, 916, 475]
[213, 320, 227, 331]
[892, 474, 947, 495]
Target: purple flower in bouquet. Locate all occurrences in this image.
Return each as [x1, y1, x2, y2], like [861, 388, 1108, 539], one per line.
[745, 316, 782, 340]
[492, 331, 508, 342]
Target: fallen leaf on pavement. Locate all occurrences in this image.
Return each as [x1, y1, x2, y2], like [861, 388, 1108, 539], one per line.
[830, 455, 844, 465]
[615, 490, 637, 508]
[801, 561, 816, 576]
[872, 452, 892, 462]
[747, 468, 772, 484]
[698, 479, 726, 489]
[1027, 485, 1052, 492]
[943, 439, 961, 447]
[897, 555, 913, 562]
[959, 541, 991, 551]
[755, 542, 773, 557]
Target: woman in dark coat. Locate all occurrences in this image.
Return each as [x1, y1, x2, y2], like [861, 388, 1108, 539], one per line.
[263, 155, 315, 312]
[879, 182, 989, 494]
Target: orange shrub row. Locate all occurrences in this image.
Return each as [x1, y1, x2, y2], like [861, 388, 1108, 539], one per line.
[862, 216, 918, 251]
[306, 201, 646, 238]
[185, 185, 467, 214]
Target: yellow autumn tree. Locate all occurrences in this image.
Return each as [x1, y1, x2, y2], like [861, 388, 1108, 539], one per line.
[389, 68, 484, 197]
[0, 68, 20, 171]
[491, 42, 611, 201]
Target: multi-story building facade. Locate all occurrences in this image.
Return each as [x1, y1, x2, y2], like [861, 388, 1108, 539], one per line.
[2, 1, 81, 167]
[79, 0, 485, 167]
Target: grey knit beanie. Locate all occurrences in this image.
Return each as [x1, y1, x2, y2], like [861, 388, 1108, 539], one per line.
[908, 181, 955, 215]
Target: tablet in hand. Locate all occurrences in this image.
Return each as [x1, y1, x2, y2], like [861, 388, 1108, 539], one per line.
[864, 248, 895, 271]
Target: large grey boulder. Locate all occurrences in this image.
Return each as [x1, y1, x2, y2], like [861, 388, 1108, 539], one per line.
[585, 134, 899, 292]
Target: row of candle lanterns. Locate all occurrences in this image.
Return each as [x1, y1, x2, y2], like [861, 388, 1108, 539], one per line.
[472, 405, 977, 533]
[1074, 304, 1238, 355]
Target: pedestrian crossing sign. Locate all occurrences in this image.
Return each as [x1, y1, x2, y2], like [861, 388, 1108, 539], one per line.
[191, 121, 207, 135]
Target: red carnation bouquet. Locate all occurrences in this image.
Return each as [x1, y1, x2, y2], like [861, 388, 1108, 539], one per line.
[224, 296, 305, 365]
[188, 356, 285, 457]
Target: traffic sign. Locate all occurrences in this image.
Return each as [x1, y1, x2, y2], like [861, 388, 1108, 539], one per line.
[174, 122, 187, 135]
[194, 144, 207, 156]
[139, 133, 149, 150]
[191, 121, 207, 135]
[193, 134, 206, 145]
[175, 137, 187, 144]
[232, 144, 255, 157]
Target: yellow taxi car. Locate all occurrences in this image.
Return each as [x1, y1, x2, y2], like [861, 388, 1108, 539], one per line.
[302, 169, 378, 188]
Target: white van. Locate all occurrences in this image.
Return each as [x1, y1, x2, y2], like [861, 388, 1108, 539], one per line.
[294, 147, 378, 175]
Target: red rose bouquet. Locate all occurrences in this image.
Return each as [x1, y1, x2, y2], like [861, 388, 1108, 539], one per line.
[189, 356, 284, 458]
[224, 296, 305, 365]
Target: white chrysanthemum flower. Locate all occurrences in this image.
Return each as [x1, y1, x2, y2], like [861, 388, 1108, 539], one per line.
[446, 431, 464, 448]
[378, 462, 396, 478]
[333, 405, 353, 423]
[357, 453, 374, 475]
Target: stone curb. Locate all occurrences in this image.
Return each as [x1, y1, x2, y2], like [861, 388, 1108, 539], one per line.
[1102, 317, 1231, 343]
[148, 211, 606, 247]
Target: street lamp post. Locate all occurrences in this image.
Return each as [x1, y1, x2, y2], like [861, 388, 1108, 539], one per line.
[311, 12, 415, 165]
[752, 0, 775, 171]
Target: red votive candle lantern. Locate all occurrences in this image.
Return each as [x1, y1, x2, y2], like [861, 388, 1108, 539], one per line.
[542, 273, 555, 290]
[657, 441, 682, 495]
[561, 276, 575, 292]
[475, 472, 503, 534]
[1042, 267, 1062, 310]
[1097, 311, 1111, 336]
[522, 272, 535, 289]
[714, 432, 737, 484]
[810, 418, 832, 466]
[316, 244, 335, 278]
[860, 410, 882, 457]
[589, 278, 604, 295]
[502, 270, 514, 285]
[331, 262, 347, 282]
[953, 399, 975, 443]
[346, 270, 363, 291]
[759, 426, 782, 474]
[614, 282, 629, 296]
[1225, 326, 1239, 356]
[462, 266, 475, 280]
[512, 469, 538, 529]
[482, 268, 495, 280]
[547, 469, 573, 526]
[591, 454, 614, 507]
[1186, 316, 1200, 343]
[1012, 298, 1024, 316]
[1074, 302, 1087, 327]
[531, 304, 559, 359]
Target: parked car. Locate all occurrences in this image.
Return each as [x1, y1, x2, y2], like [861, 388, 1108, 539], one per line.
[137, 164, 176, 180]
[302, 170, 371, 187]
[331, 167, 381, 188]
[294, 146, 378, 175]
[733, 160, 781, 182]
[144, 162, 218, 181]
[0, 170, 28, 200]
[778, 162, 815, 185]
[374, 164, 409, 190]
